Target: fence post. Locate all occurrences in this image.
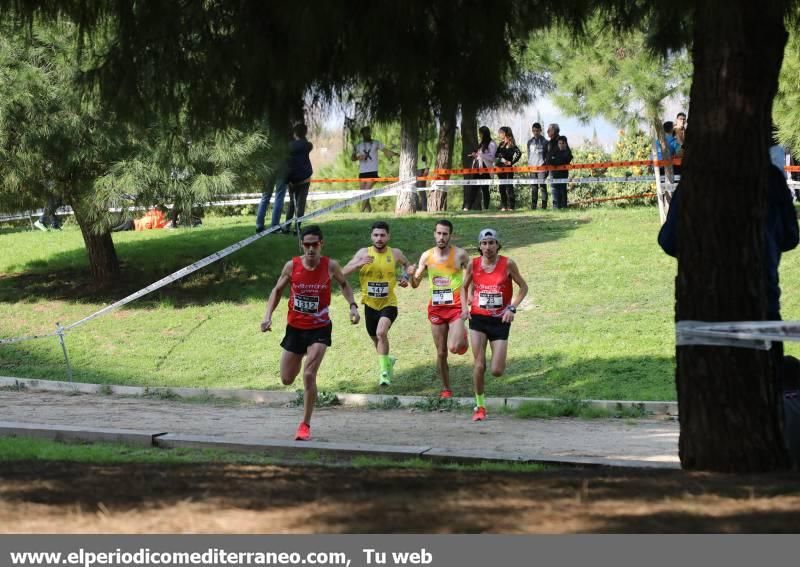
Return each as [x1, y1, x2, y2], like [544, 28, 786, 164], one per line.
[652, 148, 666, 224]
[55, 322, 72, 383]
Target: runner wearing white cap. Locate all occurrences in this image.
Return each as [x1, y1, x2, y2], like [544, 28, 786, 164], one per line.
[463, 228, 529, 421]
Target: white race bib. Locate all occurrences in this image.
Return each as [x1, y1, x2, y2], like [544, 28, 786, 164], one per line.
[478, 292, 503, 309]
[432, 289, 454, 306]
[293, 294, 320, 314]
[367, 281, 389, 298]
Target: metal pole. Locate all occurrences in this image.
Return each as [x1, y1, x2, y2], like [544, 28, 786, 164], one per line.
[292, 186, 302, 251]
[652, 148, 666, 224]
[56, 322, 72, 383]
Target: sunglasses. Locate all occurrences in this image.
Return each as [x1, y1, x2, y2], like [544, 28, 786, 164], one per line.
[302, 241, 321, 248]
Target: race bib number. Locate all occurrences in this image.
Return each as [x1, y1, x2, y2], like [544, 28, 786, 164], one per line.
[478, 292, 503, 309]
[367, 281, 389, 298]
[293, 294, 320, 313]
[432, 288, 454, 305]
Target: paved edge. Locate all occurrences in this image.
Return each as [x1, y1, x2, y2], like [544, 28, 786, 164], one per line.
[0, 421, 160, 447]
[0, 422, 680, 470]
[0, 375, 679, 415]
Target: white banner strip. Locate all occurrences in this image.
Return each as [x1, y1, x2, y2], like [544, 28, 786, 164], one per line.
[0, 329, 60, 346]
[676, 320, 800, 349]
[428, 175, 672, 188]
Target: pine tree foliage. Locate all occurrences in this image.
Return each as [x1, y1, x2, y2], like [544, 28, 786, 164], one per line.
[522, 17, 691, 134]
[774, 28, 800, 152]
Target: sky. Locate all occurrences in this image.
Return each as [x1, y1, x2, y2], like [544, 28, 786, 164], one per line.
[321, 94, 689, 151]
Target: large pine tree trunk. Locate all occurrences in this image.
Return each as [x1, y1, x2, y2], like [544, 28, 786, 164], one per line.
[429, 102, 456, 212]
[72, 202, 120, 289]
[675, 2, 789, 472]
[395, 109, 419, 215]
[460, 103, 480, 210]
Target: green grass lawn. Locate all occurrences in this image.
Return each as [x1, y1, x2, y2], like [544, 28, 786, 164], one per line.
[3, 207, 798, 401]
[0, 436, 547, 472]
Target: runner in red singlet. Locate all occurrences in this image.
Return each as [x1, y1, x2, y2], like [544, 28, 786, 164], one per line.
[463, 228, 528, 421]
[261, 225, 360, 440]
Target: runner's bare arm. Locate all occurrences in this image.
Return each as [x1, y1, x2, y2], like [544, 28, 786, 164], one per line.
[410, 251, 428, 289]
[503, 258, 529, 323]
[461, 261, 473, 318]
[330, 260, 361, 324]
[341, 247, 372, 276]
[457, 247, 471, 270]
[261, 261, 293, 332]
[393, 248, 412, 287]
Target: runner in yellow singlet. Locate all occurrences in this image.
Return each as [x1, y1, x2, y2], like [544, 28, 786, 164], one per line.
[343, 221, 412, 386]
[410, 219, 471, 398]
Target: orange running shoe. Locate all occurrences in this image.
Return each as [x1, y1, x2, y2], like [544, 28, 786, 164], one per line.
[472, 406, 487, 421]
[440, 389, 453, 399]
[295, 421, 311, 441]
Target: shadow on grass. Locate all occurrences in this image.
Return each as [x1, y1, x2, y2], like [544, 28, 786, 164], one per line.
[0, 331, 675, 402]
[0, 212, 588, 307]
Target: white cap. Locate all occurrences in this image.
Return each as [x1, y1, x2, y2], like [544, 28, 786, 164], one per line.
[478, 228, 499, 243]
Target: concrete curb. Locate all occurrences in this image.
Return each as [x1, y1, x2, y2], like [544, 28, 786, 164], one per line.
[0, 421, 680, 470]
[0, 421, 160, 447]
[0, 375, 679, 415]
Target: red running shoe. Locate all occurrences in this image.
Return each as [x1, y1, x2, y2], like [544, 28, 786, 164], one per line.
[295, 422, 311, 441]
[472, 406, 487, 421]
[440, 389, 453, 399]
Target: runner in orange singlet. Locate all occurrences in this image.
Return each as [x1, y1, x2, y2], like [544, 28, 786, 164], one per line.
[410, 219, 471, 399]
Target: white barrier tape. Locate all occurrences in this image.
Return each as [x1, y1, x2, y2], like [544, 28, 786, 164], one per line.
[676, 320, 800, 350]
[0, 179, 414, 346]
[0, 190, 414, 223]
[429, 175, 673, 188]
[61, 178, 414, 333]
[0, 330, 60, 346]
[1, 176, 689, 224]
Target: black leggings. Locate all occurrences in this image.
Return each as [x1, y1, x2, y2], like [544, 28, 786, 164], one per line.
[498, 172, 515, 209]
[286, 182, 310, 226]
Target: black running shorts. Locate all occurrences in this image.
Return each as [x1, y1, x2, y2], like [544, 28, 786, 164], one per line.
[468, 313, 510, 342]
[364, 305, 398, 337]
[280, 323, 332, 355]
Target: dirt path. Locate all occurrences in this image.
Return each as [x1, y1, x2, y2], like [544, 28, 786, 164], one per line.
[5, 390, 800, 533]
[2, 390, 679, 464]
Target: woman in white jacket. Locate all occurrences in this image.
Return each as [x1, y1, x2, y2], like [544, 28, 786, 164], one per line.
[466, 126, 497, 210]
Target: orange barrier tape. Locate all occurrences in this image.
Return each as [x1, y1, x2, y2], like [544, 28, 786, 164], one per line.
[311, 157, 686, 184]
[313, 177, 399, 183]
[785, 166, 800, 173]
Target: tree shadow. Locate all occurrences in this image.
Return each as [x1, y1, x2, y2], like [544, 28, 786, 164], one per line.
[2, 460, 800, 532]
[0, 212, 589, 308]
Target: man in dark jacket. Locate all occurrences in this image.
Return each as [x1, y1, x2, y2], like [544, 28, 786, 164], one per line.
[658, 164, 798, 320]
[284, 123, 314, 235]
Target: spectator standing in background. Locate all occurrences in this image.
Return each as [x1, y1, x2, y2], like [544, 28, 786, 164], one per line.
[352, 126, 399, 213]
[548, 135, 573, 209]
[495, 126, 522, 211]
[284, 123, 314, 235]
[674, 112, 687, 147]
[526, 122, 549, 209]
[467, 126, 497, 211]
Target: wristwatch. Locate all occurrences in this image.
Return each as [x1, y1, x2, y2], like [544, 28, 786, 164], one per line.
[350, 302, 358, 309]
[507, 305, 517, 313]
